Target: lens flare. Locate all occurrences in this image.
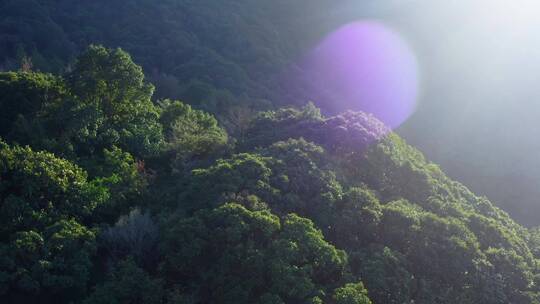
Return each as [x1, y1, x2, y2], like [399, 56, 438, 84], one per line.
[301, 21, 419, 129]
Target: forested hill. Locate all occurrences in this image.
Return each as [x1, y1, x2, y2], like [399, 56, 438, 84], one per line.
[7, 0, 540, 228]
[2, 1, 540, 304]
[1, 45, 540, 304]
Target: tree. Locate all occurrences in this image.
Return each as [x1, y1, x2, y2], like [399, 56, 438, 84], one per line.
[83, 258, 164, 304]
[0, 219, 96, 303]
[160, 203, 349, 304]
[261, 138, 342, 227]
[159, 99, 228, 172]
[0, 141, 107, 235]
[0, 46, 164, 162]
[0, 141, 105, 303]
[349, 246, 412, 304]
[333, 283, 372, 304]
[64, 45, 164, 159]
[0, 72, 65, 141]
[331, 187, 382, 250]
[88, 147, 148, 223]
[179, 153, 274, 213]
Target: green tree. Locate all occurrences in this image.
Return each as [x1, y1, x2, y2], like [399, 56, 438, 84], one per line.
[83, 258, 164, 304]
[159, 99, 228, 172]
[349, 246, 412, 304]
[180, 153, 274, 213]
[0, 219, 96, 303]
[331, 187, 381, 250]
[0, 141, 105, 303]
[160, 203, 348, 304]
[88, 147, 148, 223]
[0, 142, 107, 235]
[0, 46, 164, 163]
[333, 282, 372, 304]
[261, 138, 342, 228]
[0, 72, 65, 142]
[65, 45, 164, 159]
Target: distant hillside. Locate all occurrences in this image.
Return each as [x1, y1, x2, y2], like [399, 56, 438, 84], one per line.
[0, 0, 338, 108]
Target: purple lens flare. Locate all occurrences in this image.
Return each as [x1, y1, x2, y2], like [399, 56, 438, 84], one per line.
[300, 21, 420, 129]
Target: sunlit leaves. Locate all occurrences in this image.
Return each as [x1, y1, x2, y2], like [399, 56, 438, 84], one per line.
[160, 99, 228, 170]
[333, 282, 372, 304]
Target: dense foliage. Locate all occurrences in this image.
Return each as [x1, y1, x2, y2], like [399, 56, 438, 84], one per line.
[0, 45, 540, 303]
[4, 0, 540, 228]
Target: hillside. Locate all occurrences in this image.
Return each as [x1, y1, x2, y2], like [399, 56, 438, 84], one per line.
[0, 46, 539, 303]
[4, 0, 540, 227]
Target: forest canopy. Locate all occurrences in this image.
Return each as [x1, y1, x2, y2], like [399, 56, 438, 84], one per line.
[1, 1, 540, 303]
[0, 44, 539, 303]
